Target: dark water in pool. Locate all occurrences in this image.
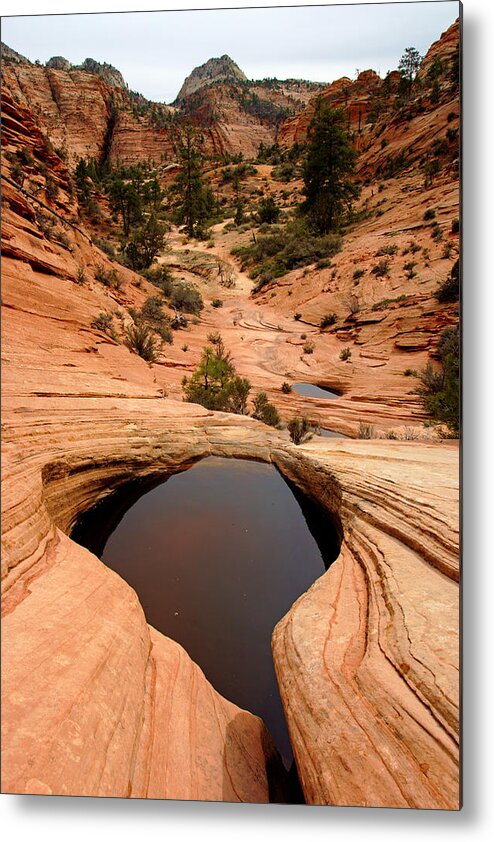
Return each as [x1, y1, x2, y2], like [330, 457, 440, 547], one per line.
[72, 457, 340, 767]
[292, 383, 340, 400]
[318, 428, 350, 439]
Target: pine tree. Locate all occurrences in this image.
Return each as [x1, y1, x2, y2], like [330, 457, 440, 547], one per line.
[183, 333, 251, 413]
[398, 47, 423, 98]
[302, 102, 359, 234]
[173, 124, 211, 237]
[109, 177, 141, 237]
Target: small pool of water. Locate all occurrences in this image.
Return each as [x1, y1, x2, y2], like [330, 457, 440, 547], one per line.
[292, 383, 340, 400]
[72, 456, 340, 768]
[318, 428, 350, 439]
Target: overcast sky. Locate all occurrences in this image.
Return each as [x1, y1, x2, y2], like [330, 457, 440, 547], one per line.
[2, 2, 459, 103]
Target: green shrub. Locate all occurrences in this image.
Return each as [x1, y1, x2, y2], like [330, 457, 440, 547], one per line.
[423, 208, 436, 221]
[144, 264, 175, 296]
[320, 313, 337, 328]
[431, 223, 443, 241]
[232, 219, 342, 290]
[125, 323, 160, 361]
[303, 340, 315, 354]
[91, 312, 117, 339]
[75, 265, 87, 285]
[170, 282, 203, 314]
[404, 368, 417, 377]
[376, 244, 398, 256]
[94, 237, 115, 258]
[415, 325, 459, 434]
[252, 392, 281, 427]
[294, 312, 302, 321]
[435, 259, 459, 303]
[211, 298, 223, 308]
[45, 177, 59, 200]
[287, 416, 315, 445]
[281, 381, 292, 394]
[371, 258, 390, 277]
[54, 229, 70, 249]
[257, 195, 280, 224]
[271, 163, 296, 182]
[353, 269, 364, 280]
[371, 295, 409, 311]
[94, 263, 122, 290]
[129, 297, 174, 345]
[16, 147, 34, 167]
[340, 347, 352, 360]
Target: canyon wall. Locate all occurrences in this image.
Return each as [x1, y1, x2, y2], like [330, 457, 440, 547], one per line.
[2, 48, 317, 167]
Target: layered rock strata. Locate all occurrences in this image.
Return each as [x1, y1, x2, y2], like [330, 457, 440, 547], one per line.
[1, 386, 459, 806]
[273, 440, 459, 808]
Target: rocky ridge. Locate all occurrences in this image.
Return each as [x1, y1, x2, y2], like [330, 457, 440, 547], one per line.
[176, 54, 247, 102]
[1, 46, 316, 164]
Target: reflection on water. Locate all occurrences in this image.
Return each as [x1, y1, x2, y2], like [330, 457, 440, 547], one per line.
[72, 457, 341, 767]
[292, 382, 340, 399]
[318, 428, 350, 439]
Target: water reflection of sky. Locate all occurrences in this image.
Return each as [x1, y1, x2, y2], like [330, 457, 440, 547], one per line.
[101, 456, 328, 766]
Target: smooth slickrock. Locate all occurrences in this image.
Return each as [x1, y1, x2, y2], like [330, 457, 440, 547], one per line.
[1, 388, 459, 806]
[272, 440, 459, 808]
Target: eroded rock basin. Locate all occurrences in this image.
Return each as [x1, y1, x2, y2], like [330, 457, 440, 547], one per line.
[292, 383, 340, 400]
[72, 455, 340, 767]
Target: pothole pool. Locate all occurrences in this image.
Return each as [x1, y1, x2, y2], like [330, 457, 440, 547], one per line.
[292, 383, 340, 400]
[71, 456, 341, 767]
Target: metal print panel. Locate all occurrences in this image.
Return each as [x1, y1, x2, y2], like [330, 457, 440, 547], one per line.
[0, 1, 461, 808]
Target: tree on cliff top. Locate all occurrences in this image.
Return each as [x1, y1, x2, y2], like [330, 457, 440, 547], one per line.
[302, 102, 359, 234]
[398, 46, 423, 97]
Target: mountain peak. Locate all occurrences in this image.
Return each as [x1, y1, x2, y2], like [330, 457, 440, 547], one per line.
[176, 54, 247, 102]
[1, 42, 29, 64]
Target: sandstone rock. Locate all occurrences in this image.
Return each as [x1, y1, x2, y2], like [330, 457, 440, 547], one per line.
[418, 19, 460, 83]
[46, 56, 72, 71]
[80, 57, 127, 89]
[176, 54, 247, 102]
[1, 42, 28, 63]
[272, 441, 459, 808]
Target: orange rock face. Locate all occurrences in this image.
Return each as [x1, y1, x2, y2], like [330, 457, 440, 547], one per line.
[1, 49, 319, 167]
[279, 19, 460, 156]
[273, 441, 459, 808]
